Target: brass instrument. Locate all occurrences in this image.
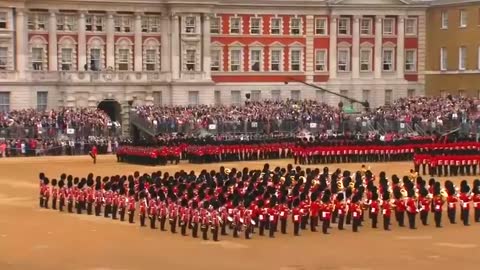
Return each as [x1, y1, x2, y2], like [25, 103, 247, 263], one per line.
[400, 188, 408, 198]
[337, 180, 344, 190]
[440, 189, 448, 202]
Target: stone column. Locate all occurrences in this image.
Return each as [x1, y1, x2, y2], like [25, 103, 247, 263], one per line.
[161, 15, 171, 72]
[134, 13, 143, 72]
[202, 14, 211, 80]
[78, 11, 87, 71]
[305, 15, 315, 83]
[329, 15, 338, 79]
[15, 9, 27, 77]
[374, 15, 383, 79]
[352, 15, 361, 79]
[106, 12, 115, 69]
[171, 15, 180, 80]
[48, 10, 58, 71]
[397, 15, 405, 79]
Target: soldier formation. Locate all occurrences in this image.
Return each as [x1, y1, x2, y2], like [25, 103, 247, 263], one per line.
[39, 164, 480, 241]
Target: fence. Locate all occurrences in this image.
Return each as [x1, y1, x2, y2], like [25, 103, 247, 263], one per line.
[130, 112, 480, 137]
[0, 124, 122, 140]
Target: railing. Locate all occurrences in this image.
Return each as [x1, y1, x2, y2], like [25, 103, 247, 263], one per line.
[0, 124, 121, 140]
[130, 113, 480, 138]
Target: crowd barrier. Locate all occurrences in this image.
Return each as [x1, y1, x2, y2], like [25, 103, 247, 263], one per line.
[0, 124, 122, 139]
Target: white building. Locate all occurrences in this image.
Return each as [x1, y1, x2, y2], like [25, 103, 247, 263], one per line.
[0, 0, 431, 124]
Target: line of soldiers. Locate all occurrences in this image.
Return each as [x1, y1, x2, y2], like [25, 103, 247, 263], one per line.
[38, 165, 480, 241]
[414, 153, 480, 177]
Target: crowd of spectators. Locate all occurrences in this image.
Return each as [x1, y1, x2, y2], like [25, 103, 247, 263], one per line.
[134, 96, 480, 135]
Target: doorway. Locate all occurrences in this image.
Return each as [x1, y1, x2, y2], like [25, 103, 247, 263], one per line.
[98, 99, 122, 123]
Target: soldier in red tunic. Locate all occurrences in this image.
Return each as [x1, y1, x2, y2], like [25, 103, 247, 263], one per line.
[459, 180, 471, 226]
[94, 182, 103, 216]
[393, 187, 405, 227]
[445, 181, 457, 224]
[321, 191, 333, 234]
[67, 178, 74, 213]
[406, 187, 418, 229]
[118, 188, 127, 221]
[310, 194, 320, 232]
[268, 200, 278, 238]
[158, 201, 168, 231]
[169, 201, 178, 234]
[278, 199, 289, 234]
[86, 179, 94, 215]
[180, 199, 189, 236]
[42, 178, 50, 209]
[335, 193, 346, 230]
[111, 184, 120, 220]
[51, 179, 58, 210]
[139, 193, 147, 227]
[148, 193, 158, 229]
[369, 192, 380, 229]
[127, 190, 136, 224]
[39, 173, 46, 207]
[381, 191, 392, 231]
[58, 179, 66, 212]
[351, 194, 362, 232]
[292, 198, 301, 236]
[418, 187, 431, 226]
[211, 207, 220, 242]
[191, 202, 200, 238]
[433, 183, 444, 228]
[473, 180, 480, 222]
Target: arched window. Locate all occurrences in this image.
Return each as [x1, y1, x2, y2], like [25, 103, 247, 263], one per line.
[143, 38, 160, 71]
[115, 37, 133, 71]
[29, 35, 48, 71]
[57, 36, 77, 71]
[87, 37, 105, 71]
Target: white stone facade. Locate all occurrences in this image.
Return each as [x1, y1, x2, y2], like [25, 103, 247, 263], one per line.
[0, 0, 431, 123]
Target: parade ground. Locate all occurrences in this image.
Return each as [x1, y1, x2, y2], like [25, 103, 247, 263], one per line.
[0, 155, 479, 270]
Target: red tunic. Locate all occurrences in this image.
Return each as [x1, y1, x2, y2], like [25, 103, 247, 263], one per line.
[381, 201, 392, 217]
[458, 193, 470, 210]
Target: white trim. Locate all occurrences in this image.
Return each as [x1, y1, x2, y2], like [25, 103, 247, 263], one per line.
[440, 47, 447, 71]
[249, 47, 263, 72]
[290, 16, 303, 35]
[57, 36, 77, 71]
[143, 38, 160, 71]
[210, 16, 222, 34]
[337, 47, 350, 72]
[210, 48, 222, 72]
[441, 11, 448, 29]
[459, 9, 467, 28]
[359, 47, 372, 72]
[115, 37, 133, 71]
[459, 46, 466, 71]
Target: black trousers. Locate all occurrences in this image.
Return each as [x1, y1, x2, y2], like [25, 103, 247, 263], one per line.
[434, 211, 442, 227]
[245, 225, 252, 239]
[420, 211, 428, 225]
[128, 210, 135, 223]
[170, 218, 177, 233]
[338, 215, 345, 230]
[52, 198, 57, 210]
[221, 222, 228, 235]
[150, 215, 157, 229]
[447, 208, 456, 224]
[140, 214, 146, 227]
[112, 205, 118, 220]
[40, 196, 44, 208]
[202, 226, 209, 240]
[352, 218, 360, 232]
[383, 215, 390, 230]
[160, 216, 167, 231]
[407, 212, 416, 229]
[95, 204, 101, 216]
[192, 223, 199, 238]
[76, 202, 82, 214]
[322, 219, 330, 234]
[59, 198, 65, 212]
[396, 211, 405, 227]
[181, 222, 187, 235]
[371, 213, 378, 228]
[67, 201, 73, 213]
[119, 207, 126, 221]
[280, 219, 287, 234]
[475, 208, 480, 222]
[44, 198, 49, 209]
[293, 222, 300, 236]
[462, 209, 469, 225]
[212, 225, 219, 241]
[269, 221, 276, 238]
[87, 202, 93, 215]
[259, 220, 266, 236]
[104, 205, 111, 218]
[310, 216, 318, 232]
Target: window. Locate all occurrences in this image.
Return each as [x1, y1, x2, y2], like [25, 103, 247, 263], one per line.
[61, 48, 73, 71]
[362, 89, 370, 103]
[405, 18, 417, 35]
[188, 91, 199, 105]
[153, 91, 162, 105]
[57, 15, 77, 31]
[383, 18, 394, 35]
[315, 18, 327, 35]
[210, 17, 220, 34]
[360, 49, 371, 71]
[114, 16, 132, 32]
[230, 49, 241, 71]
[360, 18, 372, 35]
[0, 12, 6, 29]
[32, 48, 44, 71]
[271, 90, 281, 101]
[214, 91, 221, 105]
[441, 11, 448, 29]
[86, 15, 105, 32]
[338, 48, 350, 72]
[0, 47, 7, 70]
[338, 17, 350, 35]
[37, 91, 48, 111]
[211, 49, 221, 71]
[460, 10, 467, 27]
[90, 48, 101, 71]
[384, 89, 392, 105]
[291, 90, 301, 101]
[405, 49, 416, 72]
[142, 16, 160, 33]
[270, 49, 281, 71]
[28, 13, 48, 31]
[186, 49, 196, 71]
[459, 46, 466, 70]
[185, 16, 196, 33]
[290, 18, 301, 35]
[250, 49, 261, 71]
[271, 18, 281, 34]
[290, 49, 301, 71]
[440, 47, 447, 71]
[231, 90, 241, 105]
[118, 49, 129, 70]
[315, 50, 327, 71]
[250, 18, 261, 34]
[407, 89, 416, 97]
[145, 49, 157, 71]
[251, 90, 261, 102]
[230, 17, 241, 34]
[0, 92, 9, 112]
[382, 48, 394, 71]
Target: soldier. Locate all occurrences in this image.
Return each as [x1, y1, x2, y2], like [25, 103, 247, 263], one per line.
[42, 178, 50, 209]
[191, 202, 200, 238]
[393, 187, 405, 227]
[459, 180, 471, 226]
[139, 192, 147, 227]
[351, 194, 362, 232]
[76, 181, 85, 214]
[257, 200, 267, 236]
[211, 208, 220, 242]
[58, 179, 66, 212]
[418, 187, 431, 226]
[118, 188, 127, 221]
[67, 178, 74, 213]
[51, 179, 58, 210]
[335, 193, 346, 230]
[473, 180, 480, 222]
[406, 187, 418, 229]
[169, 201, 178, 234]
[180, 199, 189, 236]
[310, 193, 320, 232]
[86, 179, 94, 215]
[39, 172, 46, 207]
[111, 184, 120, 220]
[381, 191, 392, 231]
[321, 191, 333, 234]
[127, 190, 136, 224]
[94, 182, 103, 216]
[148, 193, 158, 229]
[158, 201, 168, 231]
[201, 203, 210, 240]
[244, 205, 254, 239]
[445, 181, 457, 224]
[433, 182, 444, 228]
[292, 199, 301, 236]
[369, 192, 380, 229]
[279, 199, 289, 234]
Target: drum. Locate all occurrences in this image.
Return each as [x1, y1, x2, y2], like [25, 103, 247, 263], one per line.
[251, 220, 256, 226]
[239, 218, 244, 224]
[227, 216, 233, 222]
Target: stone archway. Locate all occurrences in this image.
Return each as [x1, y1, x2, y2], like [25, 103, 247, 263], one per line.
[97, 99, 122, 124]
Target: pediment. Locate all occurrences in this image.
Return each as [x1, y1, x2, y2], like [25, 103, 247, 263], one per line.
[289, 41, 305, 47]
[229, 41, 245, 47]
[211, 41, 225, 47]
[269, 41, 286, 47]
[249, 41, 265, 47]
